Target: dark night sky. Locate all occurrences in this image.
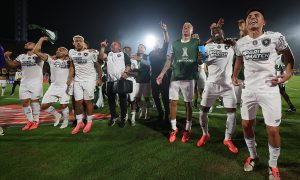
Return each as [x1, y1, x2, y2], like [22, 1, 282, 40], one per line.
[1, 0, 300, 66]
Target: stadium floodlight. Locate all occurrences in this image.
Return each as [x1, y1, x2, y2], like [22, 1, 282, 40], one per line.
[145, 34, 156, 49]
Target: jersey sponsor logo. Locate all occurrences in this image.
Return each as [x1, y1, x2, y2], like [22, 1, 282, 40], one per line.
[262, 38, 271, 47]
[209, 49, 228, 58]
[21, 60, 37, 67]
[252, 40, 258, 45]
[53, 61, 69, 69]
[84, 53, 88, 56]
[242, 49, 270, 61]
[73, 57, 87, 64]
[178, 47, 194, 62]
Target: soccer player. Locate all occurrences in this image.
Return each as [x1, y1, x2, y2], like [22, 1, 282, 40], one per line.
[149, 22, 170, 122]
[4, 42, 44, 130]
[196, 25, 238, 153]
[67, 35, 102, 134]
[123, 46, 139, 126]
[233, 9, 295, 180]
[0, 68, 7, 96]
[99, 40, 131, 127]
[134, 44, 151, 120]
[276, 55, 296, 112]
[33, 37, 70, 129]
[157, 22, 200, 143]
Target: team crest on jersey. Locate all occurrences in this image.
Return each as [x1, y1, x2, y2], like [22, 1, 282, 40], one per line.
[262, 38, 271, 47]
[252, 40, 258, 45]
[117, 54, 121, 57]
[217, 45, 221, 49]
[84, 53, 88, 56]
[224, 45, 230, 50]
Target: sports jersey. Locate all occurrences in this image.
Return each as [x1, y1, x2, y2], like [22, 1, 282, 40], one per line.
[170, 38, 199, 81]
[15, 53, 44, 85]
[47, 55, 70, 87]
[235, 31, 288, 92]
[106, 51, 131, 82]
[69, 49, 98, 82]
[205, 43, 235, 85]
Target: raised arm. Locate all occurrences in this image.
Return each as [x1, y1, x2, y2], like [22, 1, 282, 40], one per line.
[161, 21, 169, 43]
[33, 37, 49, 61]
[232, 56, 243, 86]
[99, 40, 108, 61]
[4, 51, 20, 68]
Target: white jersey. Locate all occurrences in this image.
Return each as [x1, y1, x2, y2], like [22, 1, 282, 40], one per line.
[47, 55, 70, 87]
[235, 31, 288, 92]
[205, 43, 234, 85]
[16, 53, 44, 85]
[198, 63, 207, 79]
[127, 59, 138, 81]
[106, 51, 126, 82]
[69, 49, 98, 82]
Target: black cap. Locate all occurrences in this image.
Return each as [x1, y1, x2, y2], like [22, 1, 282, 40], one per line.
[246, 8, 265, 19]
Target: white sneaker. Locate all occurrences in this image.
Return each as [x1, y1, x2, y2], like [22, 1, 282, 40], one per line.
[60, 121, 69, 129]
[54, 114, 62, 127]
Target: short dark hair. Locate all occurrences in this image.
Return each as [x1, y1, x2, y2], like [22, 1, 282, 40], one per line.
[246, 8, 265, 19]
[123, 46, 131, 50]
[139, 44, 146, 50]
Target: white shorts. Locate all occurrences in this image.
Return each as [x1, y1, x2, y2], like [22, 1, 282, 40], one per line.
[201, 82, 237, 108]
[73, 81, 96, 101]
[136, 83, 150, 98]
[42, 85, 70, 104]
[241, 89, 281, 127]
[169, 80, 194, 102]
[19, 83, 43, 100]
[0, 80, 7, 87]
[233, 79, 244, 104]
[128, 79, 138, 101]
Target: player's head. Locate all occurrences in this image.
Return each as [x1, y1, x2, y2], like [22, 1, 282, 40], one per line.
[182, 22, 193, 37]
[245, 8, 266, 32]
[137, 44, 146, 54]
[72, 35, 85, 51]
[110, 41, 121, 53]
[24, 42, 36, 51]
[56, 47, 68, 59]
[238, 19, 247, 37]
[123, 46, 132, 56]
[211, 26, 224, 43]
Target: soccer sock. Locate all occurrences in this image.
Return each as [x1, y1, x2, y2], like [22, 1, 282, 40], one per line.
[45, 106, 60, 118]
[61, 107, 69, 122]
[76, 114, 83, 123]
[23, 106, 34, 122]
[225, 112, 236, 140]
[31, 102, 40, 122]
[131, 111, 136, 121]
[199, 110, 209, 135]
[1, 87, 5, 96]
[268, 144, 280, 168]
[245, 137, 258, 159]
[87, 115, 93, 122]
[170, 119, 177, 130]
[185, 120, 192, 131]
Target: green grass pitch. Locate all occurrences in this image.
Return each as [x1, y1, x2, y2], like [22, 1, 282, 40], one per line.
[0, 77, 299, 179]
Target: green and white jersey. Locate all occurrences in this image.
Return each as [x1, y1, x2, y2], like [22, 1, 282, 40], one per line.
[170, 38, 199, 81]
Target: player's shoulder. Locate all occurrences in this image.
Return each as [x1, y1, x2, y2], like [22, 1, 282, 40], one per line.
[264, 31, 285, 40]
[236, 35, 249, 45]
[68, 49, 76, 55]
